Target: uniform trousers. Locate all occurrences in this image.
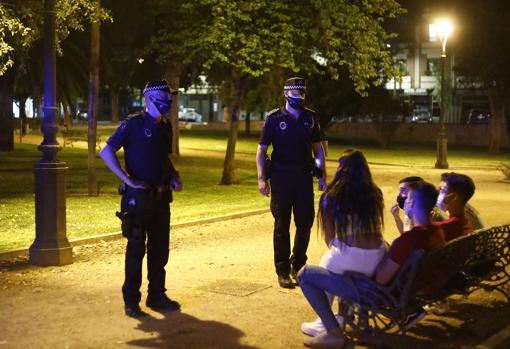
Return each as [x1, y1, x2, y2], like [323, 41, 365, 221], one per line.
[270, 168, 314, 275]
[121, 187, 171, 306]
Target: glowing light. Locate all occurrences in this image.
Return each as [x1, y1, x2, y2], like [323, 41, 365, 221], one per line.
[429, 19, 453, 56]
[137, 58, 145, 64]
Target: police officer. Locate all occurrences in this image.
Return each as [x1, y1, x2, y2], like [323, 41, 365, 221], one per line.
[99, 80, 182, 317]
[256, 77, 327, 289]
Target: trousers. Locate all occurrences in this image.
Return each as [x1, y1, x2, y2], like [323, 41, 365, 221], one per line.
[270, 168, 314, 275]
[121, 187, 171, 306]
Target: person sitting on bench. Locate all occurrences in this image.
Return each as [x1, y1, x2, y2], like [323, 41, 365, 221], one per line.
[434, 172, 476, 241]
[298, 180, 445, 348]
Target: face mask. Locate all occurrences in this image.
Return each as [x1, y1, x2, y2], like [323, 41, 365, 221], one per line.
[436, 192, 446, 211]
[153, 98, 172, 115]
[286, 97, 303, 109]
[396, 195, 406, 209]
[437, 192, 454, 211]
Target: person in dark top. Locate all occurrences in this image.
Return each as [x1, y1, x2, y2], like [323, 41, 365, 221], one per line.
[435, 172, 476, 241]
[99, 80, 182, 318]
[256, 77, 327, 288]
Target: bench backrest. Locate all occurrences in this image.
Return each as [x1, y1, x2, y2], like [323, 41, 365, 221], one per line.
[408, 224, 510, 301]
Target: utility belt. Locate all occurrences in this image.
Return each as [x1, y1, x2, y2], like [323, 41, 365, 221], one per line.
[267, 160, 323, 179]
[115, 182, 171, 239]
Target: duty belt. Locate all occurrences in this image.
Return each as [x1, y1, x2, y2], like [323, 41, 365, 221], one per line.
[120, 183, 171, 201]
[272, 162, 308, 172]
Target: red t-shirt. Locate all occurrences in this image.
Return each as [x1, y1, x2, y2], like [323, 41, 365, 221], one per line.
[389, 224, 446, 265]
[434, 216, 472, 242]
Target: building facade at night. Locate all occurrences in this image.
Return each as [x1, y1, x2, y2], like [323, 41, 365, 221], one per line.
[385, 23, 490, 124]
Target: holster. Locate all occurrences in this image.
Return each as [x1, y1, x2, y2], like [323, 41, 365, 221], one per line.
[308, 159, 323, 179]
[264, 156, 272, 180]
[117, 185, 152, 239]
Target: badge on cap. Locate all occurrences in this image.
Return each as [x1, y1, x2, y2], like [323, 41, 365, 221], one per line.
[279, 121, 287, 130]
[144, 128, 152, 138]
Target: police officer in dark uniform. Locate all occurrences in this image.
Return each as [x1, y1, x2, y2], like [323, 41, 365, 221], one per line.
[256, 77, 327, 289]
[99, 80, 182, 317]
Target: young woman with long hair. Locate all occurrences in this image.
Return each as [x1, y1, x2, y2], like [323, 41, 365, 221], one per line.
[298, 149, 387, 348]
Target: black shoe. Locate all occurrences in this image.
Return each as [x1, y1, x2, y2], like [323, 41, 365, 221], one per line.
[290, 268, 300, 284]
[124, 304, 148, 318]
[278, 274, 295, 289]
[146, 295, 181, 312]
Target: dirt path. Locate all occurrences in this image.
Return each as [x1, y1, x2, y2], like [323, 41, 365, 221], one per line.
[3, 137, 510, 347]
[1, 209, 510, 349]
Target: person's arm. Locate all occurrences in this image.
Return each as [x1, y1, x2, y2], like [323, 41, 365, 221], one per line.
[391, 204, 405, 235]
[99, 144, 148, 189]
[256, 144, 270, 196]
[375, 257, 401, 285]
[312, 141, 327, 191]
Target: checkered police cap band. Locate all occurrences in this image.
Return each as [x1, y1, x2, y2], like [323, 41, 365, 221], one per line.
[143, 80, 178, 95]
[283, 77, 306, 91]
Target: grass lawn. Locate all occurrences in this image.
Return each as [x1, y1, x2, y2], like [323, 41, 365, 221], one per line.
[0, 128, 508, 251]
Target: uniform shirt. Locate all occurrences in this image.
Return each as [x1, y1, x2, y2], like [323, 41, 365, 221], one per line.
[107, 112, 173, 187]
[434, 216, 472, 242]
[389, 224, 445, 265]
[259, 107, 322, 167]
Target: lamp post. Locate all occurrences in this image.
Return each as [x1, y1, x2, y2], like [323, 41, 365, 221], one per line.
[30, 0, 72, 266]
[431, 20, 453, 169]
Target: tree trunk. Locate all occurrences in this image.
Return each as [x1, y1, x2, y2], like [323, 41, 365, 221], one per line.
[167, 76, 180, 156]
[504, 97, 510, 148]
[0, 68, 15, 151]
[222, 106, 230, 122]
[220, 73, 245, 185]
[209, 94, 215, 123]
[87, 3, 100, 196]
[62, 99, 73, 128]
[19, 97, 28, 135]
[110, 89, 119, 123]
[245, 111, 251, 135]
[488, 88, 504, 153]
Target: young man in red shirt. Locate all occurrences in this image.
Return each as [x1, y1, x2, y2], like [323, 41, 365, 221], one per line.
[435, 172, 476, 241]
[376, 181, 446, 284]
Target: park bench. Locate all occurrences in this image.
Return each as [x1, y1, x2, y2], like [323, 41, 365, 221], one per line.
[61, 125, 101, 150]
[338, 224, 510, 338]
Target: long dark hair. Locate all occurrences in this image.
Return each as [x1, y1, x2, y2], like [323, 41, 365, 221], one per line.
[318, 149, 384, 244]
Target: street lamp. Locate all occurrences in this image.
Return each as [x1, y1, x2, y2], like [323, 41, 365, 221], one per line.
[30, 0, 72, 266]
[430, 19, 453, 169]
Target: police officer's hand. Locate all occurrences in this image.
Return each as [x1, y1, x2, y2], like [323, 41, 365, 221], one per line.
[171, 178, 183, 192]
[318, 177, 327, 192]
[125, 177, 149, 190]
[258, 179, 270, 196]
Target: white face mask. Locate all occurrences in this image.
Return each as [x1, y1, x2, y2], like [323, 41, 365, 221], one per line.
[436, 192, 447, 211]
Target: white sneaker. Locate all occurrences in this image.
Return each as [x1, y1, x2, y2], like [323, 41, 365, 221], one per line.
[301, 314, 344, 337]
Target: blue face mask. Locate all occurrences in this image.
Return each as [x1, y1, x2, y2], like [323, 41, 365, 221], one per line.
[154, 98, 172, 115]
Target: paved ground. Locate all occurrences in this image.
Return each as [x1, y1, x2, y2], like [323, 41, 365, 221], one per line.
[1, 160, 510, 348]
[1, 208, 510, 349]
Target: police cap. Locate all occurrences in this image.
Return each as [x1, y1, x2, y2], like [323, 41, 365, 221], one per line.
[283, 77, 306, 91]
[143, 79, 178, 95]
